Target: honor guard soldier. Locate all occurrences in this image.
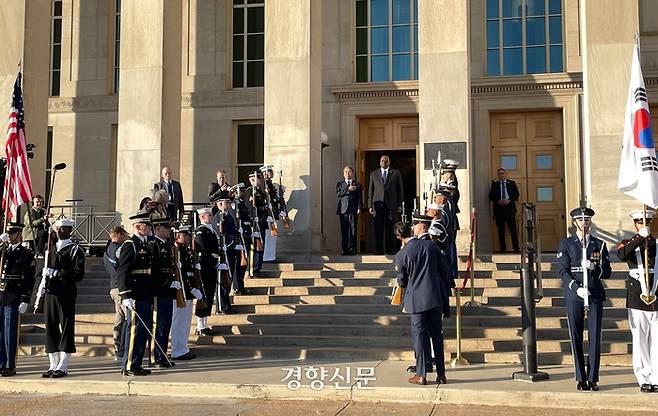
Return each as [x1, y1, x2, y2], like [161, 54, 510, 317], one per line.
[557, 207, 611, 391]
[245, 172, 268, 276]
[0, 223, 35, 377]
[260, 165, 282, 220]
[434, 187, 458, 281]
[232, 185, 252, 294]
[440, 159, 460, 226]
[150, 217, 177, 367]
[41, 218, 85, 378]
[117, 209, 154, 376]
[213, 198, 236, 314]
[194, 207, 221, 335]
[170, 226, 203, 361]
[617, 210, 658, 392]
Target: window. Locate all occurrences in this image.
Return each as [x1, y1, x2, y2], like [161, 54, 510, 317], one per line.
[236, 123, 264, 184]
[49, 0, 63, 97]
[486, 0, 563, 76]
[232, 0, 264, 88]
[500, 155, 518, 171]
[356, 0, 418, 82]
[112, 0, 121, 94]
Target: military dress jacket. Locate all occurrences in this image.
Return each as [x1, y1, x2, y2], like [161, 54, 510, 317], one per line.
[557, 235, 611, 301]
[0, 244, 36, 306]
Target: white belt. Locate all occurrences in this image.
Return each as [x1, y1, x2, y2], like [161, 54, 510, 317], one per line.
[570, 267, 583, 273]
[629, 268, 655, 279]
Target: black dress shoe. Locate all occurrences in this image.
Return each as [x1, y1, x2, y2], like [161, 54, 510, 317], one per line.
[220, 310, 235, 315]
[121, 367, 151, 376]
[576, 381, 589, 391]
[171, 352, 197, 361]
[651, 385, 658, 392]
[41, 370, 54, 378]
[436, 374, 447, 385]
[154, 360, 175, 368]
[51, 370, 68, 378]
[1, 368, 16, 377]
[641, 383, 654, 393]
[588, 381, 599, 391]
[196, 327, 216, 336]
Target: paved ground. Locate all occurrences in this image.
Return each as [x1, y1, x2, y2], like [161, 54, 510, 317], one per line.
[0, 356, 653, 412]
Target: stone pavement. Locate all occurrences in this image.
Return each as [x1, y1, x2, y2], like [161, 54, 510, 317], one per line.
[0, 356, 652, 412]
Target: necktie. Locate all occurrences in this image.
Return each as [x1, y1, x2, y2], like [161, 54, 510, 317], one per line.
[383, 170, 387, 184]
[347, 180, 351, 186]
[501, 180, 508, 200]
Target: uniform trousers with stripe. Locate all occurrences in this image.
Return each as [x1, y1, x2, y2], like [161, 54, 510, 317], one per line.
[170, 299, 193, 358]
[44, 294, 76, 353]
[152, 295, 174, 363]
[628, 308, 658, 386]
[0, 303, 20, 369]
[565, 296, 603, 382]
[410, 306, 444, 377]
[122, 299, 153, 371]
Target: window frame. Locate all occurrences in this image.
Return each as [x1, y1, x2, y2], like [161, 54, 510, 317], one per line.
[234, 120, 265, 186]
[49, 0, 63, 97]
[231, 0, 265, 89]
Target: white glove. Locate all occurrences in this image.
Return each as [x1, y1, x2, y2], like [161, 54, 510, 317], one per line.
[576, 287, 590, 300]
[581, 260, 594, 270]
[191, 288, 203, 300]
[170, 280, 182, 290]
[0, 233, 10, 243]
[195, 263, 202, 271]
[18, 302, 28, 314]
[639, 227, 650, 237]
[122, 298, 135, 310]
[176, 262, 183, 269]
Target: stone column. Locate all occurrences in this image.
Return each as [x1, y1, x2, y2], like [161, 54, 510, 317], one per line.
[264, 0, 323, 258]
[418, 0, 471, 251]
[116, 0, 181, 221]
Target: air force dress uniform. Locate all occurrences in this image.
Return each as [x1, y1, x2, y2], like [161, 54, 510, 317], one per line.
[617, 209, 658, 392]
[557, 207, 611, 390]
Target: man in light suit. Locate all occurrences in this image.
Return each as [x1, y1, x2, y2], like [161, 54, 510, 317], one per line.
[153, 167, 185, 221]
[488, 168, 520, 252]
[368, 155, 404, 255]
[336, 166, 362, 255]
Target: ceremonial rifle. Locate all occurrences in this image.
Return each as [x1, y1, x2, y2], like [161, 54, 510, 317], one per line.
[229, 183, 249, 270]
[215, 212, 233, 315]
[263, 180, 279, 237]
[172, 240, 186, 308]
[248, 174, 264, 277]
[277, 168, 291, 229]
[191, 234, 208, 311]
[580, 209, 590, 320]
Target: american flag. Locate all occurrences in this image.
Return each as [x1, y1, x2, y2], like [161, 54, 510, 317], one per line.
[3, 72, 33, 221]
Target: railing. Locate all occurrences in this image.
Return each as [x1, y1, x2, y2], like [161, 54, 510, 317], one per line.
[50, 202, 118, 250]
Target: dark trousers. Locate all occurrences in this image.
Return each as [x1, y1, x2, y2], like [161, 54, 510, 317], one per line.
[152, 295, 173, 363]
[45, 294, 76, 353]
[0, 303, 19, 369]
[566, 296, 603, 383]
[373, 205, 398, 254]
[122, 299, 153, 372]
[339, 212, 358, 254]
[494, 207, 519, 252]
[195, 270, 217, 318]
[216, 251, 234, 313]
[232, 243, 249, 292]
[410, 306, 445, 377]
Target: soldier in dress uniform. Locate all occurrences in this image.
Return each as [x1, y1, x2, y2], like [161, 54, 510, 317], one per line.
[245, 172, 268, 276]
[617, 209, 658, 392]
[557, 207, 611, 391]
[260, 165, 282, 220]
[0, 223, 35, 377]
[150, 217, 177, 367]
[440, 159, 460, 229]
[194, 207, 221, 335]
[40, 218, 85, 378]
[170, 226, 203, 361]
[433, 187, 458, 281]
[213, 198, 237, 314]
[232, 185, 252, 295]
[117, 209, 155, 376]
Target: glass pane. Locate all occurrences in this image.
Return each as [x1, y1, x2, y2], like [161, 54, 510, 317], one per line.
[392, 25, 410, 53]
[356, 0, 367, 27]
[356, 56, 368, 82]
[356, 28, 368, 55]
[246, 61, 264, 87]
[503, 48, 522, 75]
[526, 18, 545, 46]
[487, 49, 501, 76]
[54, 1, 62, 16]
[502, 0, 522, 17]
[550, 45, 563, 72]
[371, 27, 388, 54]
[549, 0, 561, 14]
[413, 0, 418, 23]
[371, 0, 388, 25]
[51, 71, 60, 96]
[536, 155, 553, 170]
[237, 124, 264, 164]
[115, 14, 121, 36]
[232, 62, 244, 87]
[503, 19, 522, 47]
[371, 55, 389, 82]
[414, 24, 418, 52]
[247, 0, 264, 4]
[233, 8, 244, 34]
[52, 45, 61, 70]
[527, 46, 546, 73]
[537, 187, 554, 202]
[392, 54, 411, 80]
[526, 0, 545, 16]
[233, 35, 244, 61]
[53, 18, 62, 44]
[414, 53, 418, 79]
[487, 20, 499, 48]
[549, 16, 562, 44]
[114, 42, 120, 64]
[500, 155, 518, 171]
[116, 0, 121, 11]
[392, 0, 410, 24]
[247, 34, 264, 59]
[486, 0, 499, 18]
[234, 0, 244, 4]
[247, 6, 264, 33]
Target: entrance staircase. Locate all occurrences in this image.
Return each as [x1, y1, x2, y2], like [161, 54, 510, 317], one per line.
[19, 255, 632, 366]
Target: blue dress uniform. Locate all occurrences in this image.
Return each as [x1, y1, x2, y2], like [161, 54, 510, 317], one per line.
[557, 207, 611, 390]
[436, 186, 458, 280]
[245, 180, 268, 275]
[233, 197, 252, 294]
[150, 222, 176, 367]
[215, 207, 236, 314]
[117, 211, 154, 376]
[0, 223, 35, 377]
[194, 208, 221, 334]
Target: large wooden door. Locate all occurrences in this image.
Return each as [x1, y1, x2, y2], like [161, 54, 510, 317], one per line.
[490, 111, 565, 251]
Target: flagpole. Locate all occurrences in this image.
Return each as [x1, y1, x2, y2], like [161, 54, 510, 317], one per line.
[2, 156, 14, 233]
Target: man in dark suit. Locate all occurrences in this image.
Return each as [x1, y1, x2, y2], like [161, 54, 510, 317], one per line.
[488, 168, 520, 252]
[208, 170, 231, 208]
[397, 214, 449, 386]
[336, 166, 362, 255]
[153, 167, 184, 221]
[368, 155, 404, 255]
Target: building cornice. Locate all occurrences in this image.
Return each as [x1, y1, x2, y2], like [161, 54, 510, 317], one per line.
[471, 73, 583, 95]
[332, 81, 419, 102]
[48, 95, 118, 113]
[181, 88, 264, 108]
